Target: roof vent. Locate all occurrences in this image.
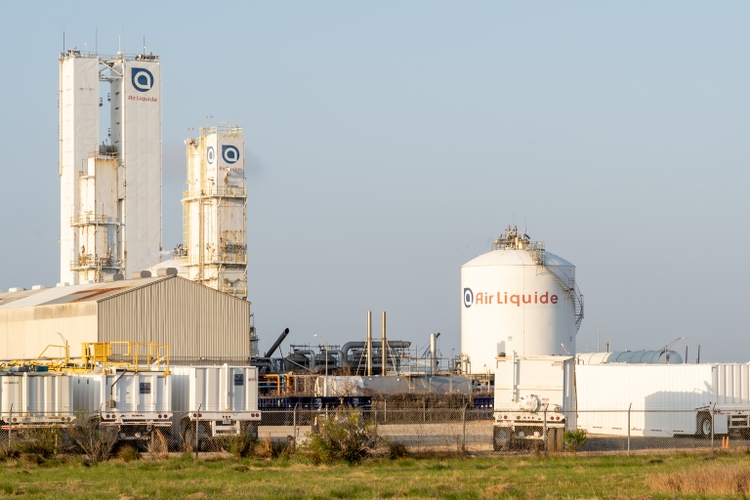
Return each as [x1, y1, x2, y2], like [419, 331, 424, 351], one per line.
[156, 267, 179, 276]
[113, 273, 125, 281]
[31, 285, 46, 290]
[56, 282, 70, 287]
[8, 287, 26, 293]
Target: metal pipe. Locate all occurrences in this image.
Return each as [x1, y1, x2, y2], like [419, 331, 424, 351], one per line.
[109, 369, 128, 408]
[264, 328, 290, 358]
[366, 311, 372, 376]
[381, 311, 387, 376]
[340, 341, 411, 368]
[430, 333, 439, 375]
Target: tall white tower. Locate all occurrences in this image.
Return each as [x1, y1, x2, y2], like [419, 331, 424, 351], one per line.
[182, 125, 247, 299]
[59, 49, 162, 284]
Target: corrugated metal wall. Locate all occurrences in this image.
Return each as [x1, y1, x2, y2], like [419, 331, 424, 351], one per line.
[97, 276, 252, 360]
[0, 303, 98, 360]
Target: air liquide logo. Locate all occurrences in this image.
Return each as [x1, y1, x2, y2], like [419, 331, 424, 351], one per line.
[463, 288, 474, 308]
[206, 146, 215, 164]
[131, 67, 154, 92]
[222, 145, 240, 164]
[464, 288, 559, 307]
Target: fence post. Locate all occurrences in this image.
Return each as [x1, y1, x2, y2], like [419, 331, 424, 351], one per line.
[627, 403, 632, 457]
[462, 405, 467, 452]
[195, 403, 202, 459]
[8, 404, 12, 450]
[293, 404, 298, 451]
[543, 405, 548, 454]
[711, 403, 716, 450]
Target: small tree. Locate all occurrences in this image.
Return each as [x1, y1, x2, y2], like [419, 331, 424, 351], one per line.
[307, 410, 379, 464]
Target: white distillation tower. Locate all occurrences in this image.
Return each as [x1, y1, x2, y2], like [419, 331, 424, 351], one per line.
[59, 47, 162, 284]
[181, 125, 247, 299]
[460, 226, 583, 374]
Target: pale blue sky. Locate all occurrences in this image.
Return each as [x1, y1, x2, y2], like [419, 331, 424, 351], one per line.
[0, 1, 748, 361]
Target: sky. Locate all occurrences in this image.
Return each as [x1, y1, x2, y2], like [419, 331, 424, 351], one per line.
[0, 1, 748, 362]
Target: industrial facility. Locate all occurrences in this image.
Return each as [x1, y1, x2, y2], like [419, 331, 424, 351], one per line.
[59, 48, 162, 285]
[181, 125, 248, 299]
[3, 40, 749, 455]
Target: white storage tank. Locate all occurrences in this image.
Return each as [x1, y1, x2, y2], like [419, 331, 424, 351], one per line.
[72, 372, 171, 414]
[170, 365, 259, 414]
[461, 226, 583, 374]
[170, 365, 260, 439]
[577, 350, 683, 365]
[0, 372, 75, 425]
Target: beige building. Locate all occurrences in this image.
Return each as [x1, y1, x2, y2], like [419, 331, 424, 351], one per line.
[0, 274, 255, 363]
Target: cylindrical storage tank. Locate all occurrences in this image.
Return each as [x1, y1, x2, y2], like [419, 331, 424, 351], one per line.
[461, 226, 582, 374]
[577, 350, 683, 365]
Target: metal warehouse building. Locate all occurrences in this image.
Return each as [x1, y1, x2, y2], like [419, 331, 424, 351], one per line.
[0, 275, 253, 363]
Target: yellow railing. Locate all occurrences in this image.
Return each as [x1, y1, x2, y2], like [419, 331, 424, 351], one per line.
[81, 341, 170, 374]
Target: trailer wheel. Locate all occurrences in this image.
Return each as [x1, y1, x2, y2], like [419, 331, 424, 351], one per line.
[697, 413, 712, 437]
[493, 427, 509, 451]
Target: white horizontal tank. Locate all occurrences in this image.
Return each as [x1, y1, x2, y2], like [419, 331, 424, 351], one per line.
[461, 226, 583, 374]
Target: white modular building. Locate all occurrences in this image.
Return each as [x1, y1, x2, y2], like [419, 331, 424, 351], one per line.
[461, 226, 583, 374]
[59, 49, 162, 285]
[182, 125, 247, 299]
[576, 363, 750, 437]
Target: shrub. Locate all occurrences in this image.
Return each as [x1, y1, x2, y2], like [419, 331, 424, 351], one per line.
[116, 444, 141, 463]
[563, 429, 587, 452]
[12, 428, 61, 459]
[307, 410, 379, 464]
[220, 431, 258, 458]
[68, 411, 119, 462]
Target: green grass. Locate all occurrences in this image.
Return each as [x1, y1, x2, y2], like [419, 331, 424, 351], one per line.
[0, 451, 749, 499]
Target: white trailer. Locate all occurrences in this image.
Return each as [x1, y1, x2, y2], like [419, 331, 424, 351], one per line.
[72, 371, 172, 440]
[493, 355, 576, 450]
[576, 363, 750, 438]
[170, 365, 261, 443]
[0, 372, 76, 429]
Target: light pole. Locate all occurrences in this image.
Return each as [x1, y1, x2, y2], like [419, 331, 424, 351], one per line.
[663, 337, 686, 364]
[314, 334, 329, 397]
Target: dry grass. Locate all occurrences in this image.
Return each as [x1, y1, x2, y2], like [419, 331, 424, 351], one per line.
[647, 461, 750, 494]
[147, 430, 169, 460]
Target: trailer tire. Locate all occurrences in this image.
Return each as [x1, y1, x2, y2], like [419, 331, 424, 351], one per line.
[697, 413, 712, 437]
[493, 427, 509, 451]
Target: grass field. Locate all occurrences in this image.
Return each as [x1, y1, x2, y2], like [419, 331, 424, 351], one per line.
[2, 449, 750, 499]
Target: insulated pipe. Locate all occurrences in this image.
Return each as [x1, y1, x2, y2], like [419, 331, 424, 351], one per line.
[264, 328, 290, 358]
[366, 311, 372, 376]
[382, 311, 387, 376]
[340, 341, 411, 368]
[430, 333, 438, 375]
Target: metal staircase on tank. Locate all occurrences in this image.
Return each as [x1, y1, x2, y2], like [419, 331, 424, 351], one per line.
[531, 250, 584, 333]
[493, 226, 584, 333]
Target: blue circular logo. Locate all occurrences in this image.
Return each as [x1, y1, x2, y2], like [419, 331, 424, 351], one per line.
[463, 288, 474, 308]
[206, 146, 215, 164]
[222, 145, 240, 164]
[131, 67, 154, 93]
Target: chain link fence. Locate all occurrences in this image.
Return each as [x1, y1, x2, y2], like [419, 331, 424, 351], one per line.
[0, 407, 742, 458]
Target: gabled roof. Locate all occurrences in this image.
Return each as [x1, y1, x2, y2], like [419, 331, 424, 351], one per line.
[0, 276, 168, 310]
